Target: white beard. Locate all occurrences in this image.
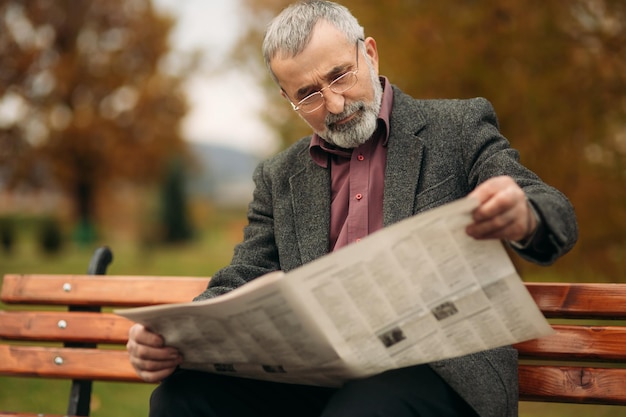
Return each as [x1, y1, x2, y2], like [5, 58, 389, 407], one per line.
[317, 63, 383, 149]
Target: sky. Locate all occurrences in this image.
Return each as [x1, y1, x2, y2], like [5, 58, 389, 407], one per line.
[152, 0, 278, 157]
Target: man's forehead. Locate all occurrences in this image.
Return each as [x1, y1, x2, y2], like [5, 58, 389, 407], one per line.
[306, 21, 353, 54]
[271, 24, 354, 83]
[273, 22, 351, 63]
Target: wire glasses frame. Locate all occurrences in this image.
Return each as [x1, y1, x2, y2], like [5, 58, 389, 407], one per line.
[288, 39, 362, 114]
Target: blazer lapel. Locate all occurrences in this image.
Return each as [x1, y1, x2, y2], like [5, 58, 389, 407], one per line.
[290, 151, 331, 265]
[383, 87, 427, 226]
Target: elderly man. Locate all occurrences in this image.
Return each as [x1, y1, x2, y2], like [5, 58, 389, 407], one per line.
[127, 1, 578, 416]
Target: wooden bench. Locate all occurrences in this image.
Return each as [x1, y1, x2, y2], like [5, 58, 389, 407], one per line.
[1, 247, 626, 416]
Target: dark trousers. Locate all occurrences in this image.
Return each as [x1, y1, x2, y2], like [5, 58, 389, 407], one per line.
[149, 364, 479, 417]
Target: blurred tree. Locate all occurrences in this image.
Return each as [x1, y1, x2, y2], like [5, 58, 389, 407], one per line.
[236, 0, 626, 280]
[0, 0, 192, 242]
[38, 217, 63, 254]
[161, 157, 193, 244]
[0, 218, 15, 253]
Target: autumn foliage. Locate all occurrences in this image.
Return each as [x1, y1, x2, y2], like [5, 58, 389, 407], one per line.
[0, 0, 189, 230]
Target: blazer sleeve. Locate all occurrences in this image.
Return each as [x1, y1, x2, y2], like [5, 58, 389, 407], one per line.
[194, 159, 282, 301]
[460, 97, 578, 265]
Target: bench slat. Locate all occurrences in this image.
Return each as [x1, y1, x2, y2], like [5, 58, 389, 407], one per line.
[519, 365, 626, 404]
[0, 345, 143, 382]
[515, 324, 626, 361]
[1, 274, 210, 307]
[0, 311, 132, 344]
[5, 313, 625, 362]
[526, 283, 626, 319]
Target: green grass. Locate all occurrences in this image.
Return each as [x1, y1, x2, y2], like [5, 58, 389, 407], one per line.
[0, 377, 155, 416]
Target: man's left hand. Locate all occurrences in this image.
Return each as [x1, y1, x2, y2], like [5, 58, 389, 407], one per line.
[466, 176, 537, 243]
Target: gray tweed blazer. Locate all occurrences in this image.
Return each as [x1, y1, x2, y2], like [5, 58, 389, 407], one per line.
[197, 86, 578, 417]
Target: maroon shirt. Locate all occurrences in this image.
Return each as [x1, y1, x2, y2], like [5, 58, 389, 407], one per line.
[309, 77, 394, 251]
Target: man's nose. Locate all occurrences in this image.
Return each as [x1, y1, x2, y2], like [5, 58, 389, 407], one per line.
[323, 90, 345, 114]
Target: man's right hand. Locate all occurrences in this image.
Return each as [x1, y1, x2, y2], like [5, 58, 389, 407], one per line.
[126, 323, 183, 383]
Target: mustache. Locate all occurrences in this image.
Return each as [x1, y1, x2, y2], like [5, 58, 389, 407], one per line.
[325, 101, 365, 128]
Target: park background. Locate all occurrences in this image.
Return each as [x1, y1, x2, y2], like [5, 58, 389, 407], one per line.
[0, 0, 624, 416]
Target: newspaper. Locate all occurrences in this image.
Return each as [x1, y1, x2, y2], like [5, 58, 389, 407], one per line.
[116, 196, 553, 387]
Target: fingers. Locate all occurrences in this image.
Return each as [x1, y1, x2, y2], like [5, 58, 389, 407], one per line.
[126, 323, 182, 383]
[130, 357, 180, 383]
[128, 322, 166, 347]
[466, 176, 535, 242]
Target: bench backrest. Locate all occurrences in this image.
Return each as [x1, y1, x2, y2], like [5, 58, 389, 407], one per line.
[0, 273, 210, 382]
[2, 270, 626, 407]
[515, 282, 626, 405]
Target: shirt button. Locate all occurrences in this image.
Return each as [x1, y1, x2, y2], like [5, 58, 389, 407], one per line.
[355, 193, 362, 200]
[357, 154, 364, 161]
[355, 238, 362, 243]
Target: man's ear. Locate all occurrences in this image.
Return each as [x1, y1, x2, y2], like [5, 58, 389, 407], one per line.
[363, 36, 379, 74]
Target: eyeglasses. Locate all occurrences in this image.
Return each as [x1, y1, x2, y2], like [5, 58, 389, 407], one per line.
[288, 39, 362, 114]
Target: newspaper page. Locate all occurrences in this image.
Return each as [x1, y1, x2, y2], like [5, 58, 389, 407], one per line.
[116, 196, 553, 387]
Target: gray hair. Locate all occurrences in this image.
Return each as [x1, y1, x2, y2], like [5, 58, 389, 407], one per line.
[262, 1, 365, 82]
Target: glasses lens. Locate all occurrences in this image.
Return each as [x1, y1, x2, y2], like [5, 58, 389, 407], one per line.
[294, 70, 358, 113]
[298, 93, 324, 113]
[329, 71, 358, 94]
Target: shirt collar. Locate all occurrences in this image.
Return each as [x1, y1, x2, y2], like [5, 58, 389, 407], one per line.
[310, 76, 394, 167]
